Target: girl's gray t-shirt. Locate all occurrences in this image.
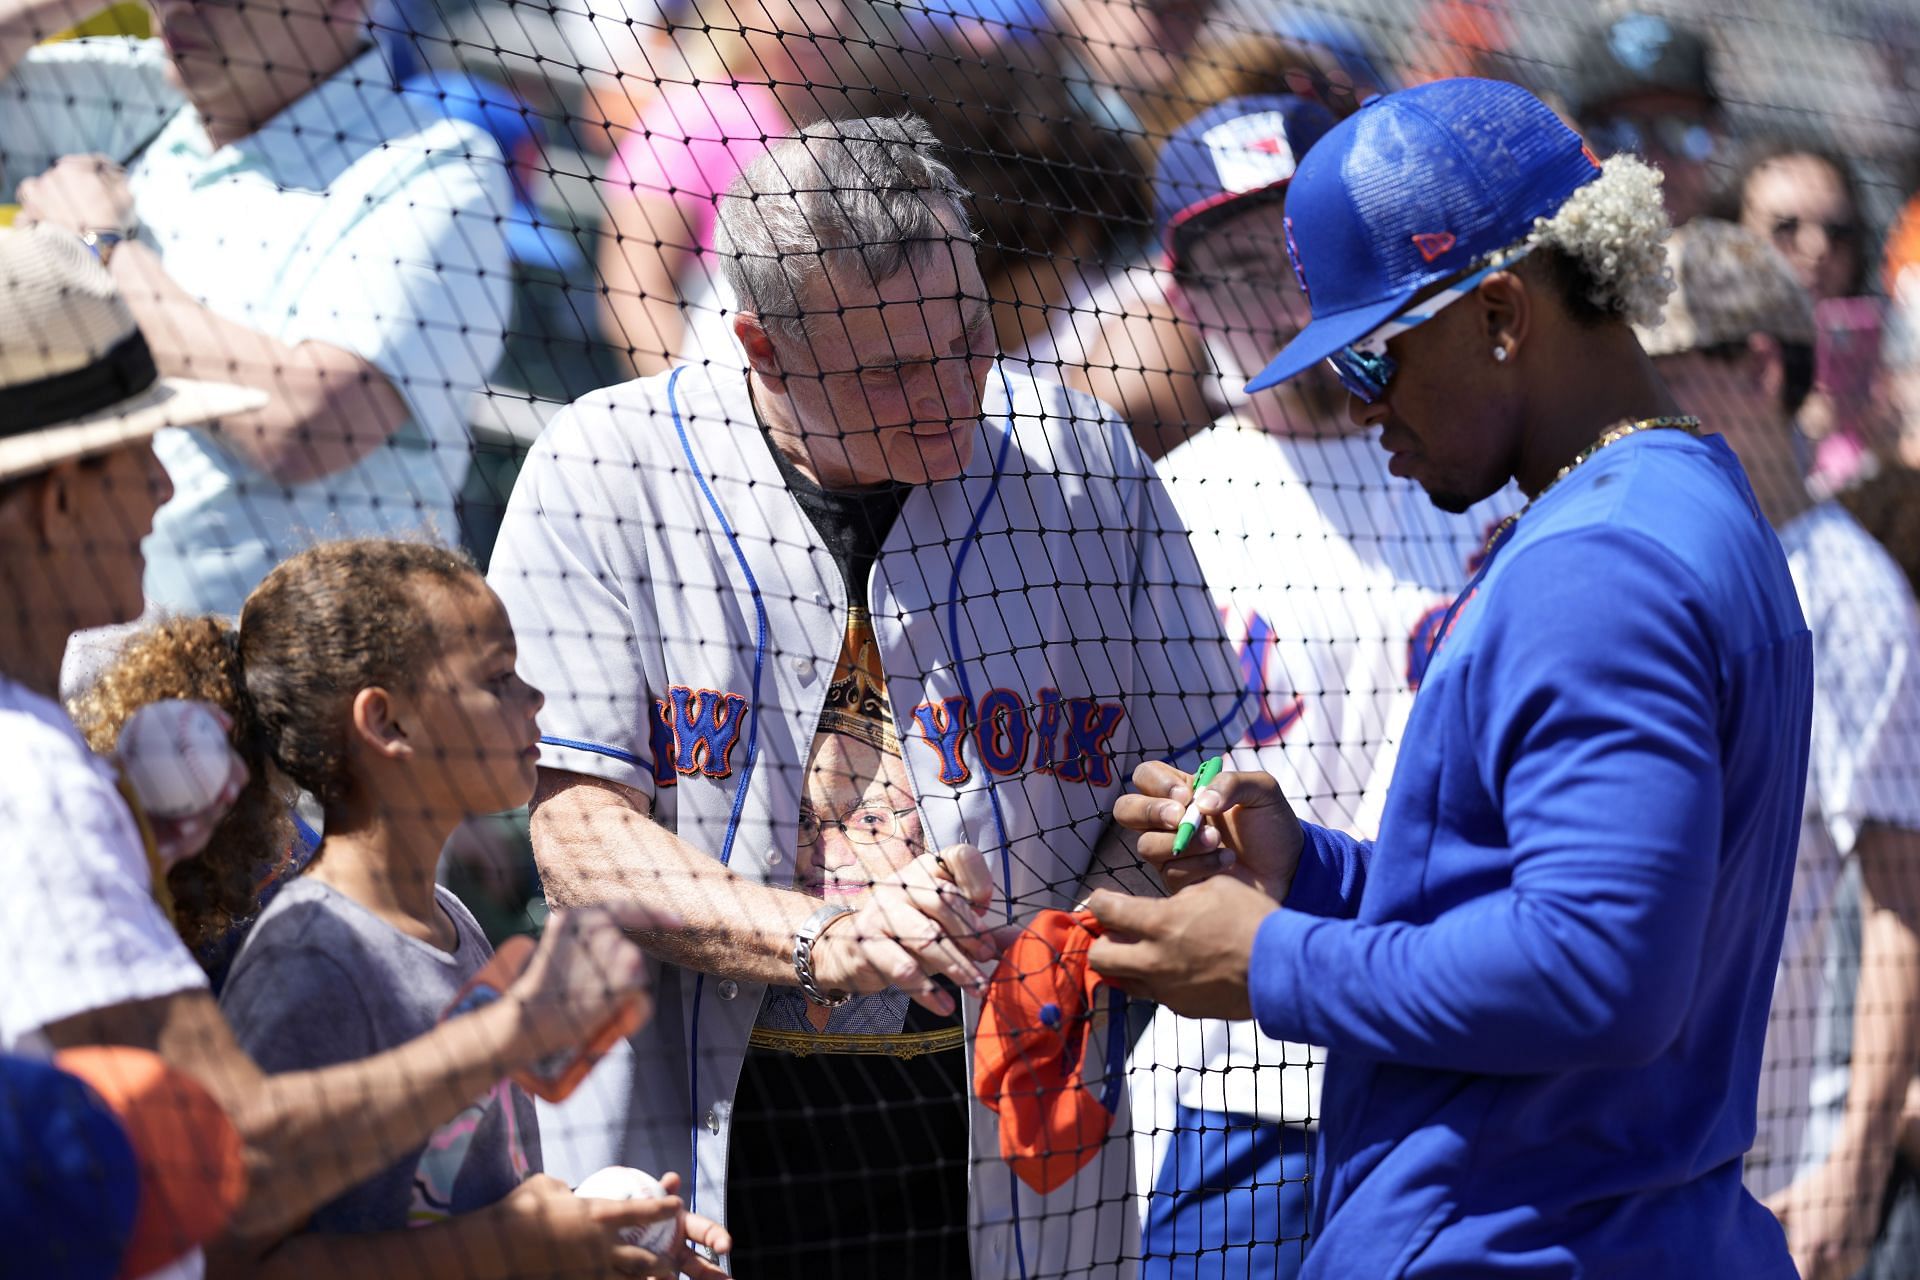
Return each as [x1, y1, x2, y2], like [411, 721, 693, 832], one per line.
[220, 876, 541, 1231]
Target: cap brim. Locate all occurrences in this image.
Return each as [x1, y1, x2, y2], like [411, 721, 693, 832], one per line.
[0, 376, 268, 483]
[1243, 287, 1419, 394]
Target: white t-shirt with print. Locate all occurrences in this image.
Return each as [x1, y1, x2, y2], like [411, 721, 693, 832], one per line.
[1749, 501, 1920, 1197]
[0, 674, 208, 1053]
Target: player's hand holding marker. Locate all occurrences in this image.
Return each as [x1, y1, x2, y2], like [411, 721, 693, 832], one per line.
[810, 843, 1025, 1016]
[1113, 757, 1306, 899]
[1086, 759, 1308, 1020]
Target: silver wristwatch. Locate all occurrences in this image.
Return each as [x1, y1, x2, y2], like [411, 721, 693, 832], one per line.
[793, 904, 854, 1007]
[80, 225, 137, 264]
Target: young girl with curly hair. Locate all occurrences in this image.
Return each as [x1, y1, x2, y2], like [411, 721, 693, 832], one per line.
[74, 537, 728, 1278]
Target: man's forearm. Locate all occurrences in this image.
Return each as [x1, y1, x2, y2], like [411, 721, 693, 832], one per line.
[226, 1201, 521, 1280]
[50, 986, 547, 1244]
[1832, 828, 1920, 1185]
[531, 774, 819, 988]
[0, 0, 85, 82]
[108, 241, 409, 483]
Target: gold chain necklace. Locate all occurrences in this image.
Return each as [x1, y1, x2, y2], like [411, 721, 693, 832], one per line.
[1483, 415, 1703, 554]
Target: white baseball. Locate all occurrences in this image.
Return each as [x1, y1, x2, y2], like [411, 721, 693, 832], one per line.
[117, 700, 233, 820]
[572, 1166, 679, 1254]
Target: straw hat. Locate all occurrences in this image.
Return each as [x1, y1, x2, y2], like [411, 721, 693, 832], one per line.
[0, 225, 266, 483]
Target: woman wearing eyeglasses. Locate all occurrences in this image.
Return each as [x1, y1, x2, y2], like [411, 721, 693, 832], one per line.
[1086, 78, 1812, 1278]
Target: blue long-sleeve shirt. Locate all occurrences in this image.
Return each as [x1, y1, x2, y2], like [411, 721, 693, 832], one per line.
[1251, 431, 1812, 1277]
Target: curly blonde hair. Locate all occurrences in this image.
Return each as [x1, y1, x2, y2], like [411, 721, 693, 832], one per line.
[71, 538, 485, 953]
[72, 617, 297, 950]
[1488, 154, 1675, 330]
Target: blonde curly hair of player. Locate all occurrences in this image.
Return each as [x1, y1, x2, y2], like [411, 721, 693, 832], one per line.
[1485, 153, 1676, 330]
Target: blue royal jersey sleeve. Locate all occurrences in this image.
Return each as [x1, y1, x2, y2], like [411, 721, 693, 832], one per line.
[1250, 526, 1737, 1072]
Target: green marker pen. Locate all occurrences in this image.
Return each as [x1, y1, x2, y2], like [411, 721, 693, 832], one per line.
[1170, 755, 1226, 856]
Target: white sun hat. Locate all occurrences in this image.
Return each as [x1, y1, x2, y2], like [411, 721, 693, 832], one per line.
[0, 224, 267, 483]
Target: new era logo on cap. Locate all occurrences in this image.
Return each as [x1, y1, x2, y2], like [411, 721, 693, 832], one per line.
[1412, 231, 1457, 262]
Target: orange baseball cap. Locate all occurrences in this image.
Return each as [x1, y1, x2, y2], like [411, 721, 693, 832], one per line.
[973, 909, 1127, 1195]
[55, 1046, 248, 1278]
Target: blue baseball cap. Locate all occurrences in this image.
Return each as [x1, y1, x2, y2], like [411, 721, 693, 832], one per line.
[1152, 95, 1339, 270]
[1245, 77, 1603, 393]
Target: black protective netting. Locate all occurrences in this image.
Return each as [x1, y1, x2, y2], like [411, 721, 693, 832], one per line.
[2, 1, 1920, 1277]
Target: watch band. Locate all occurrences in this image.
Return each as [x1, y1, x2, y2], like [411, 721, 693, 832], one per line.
[793, 904, 854, 1007]
[79, 226, 136, 263]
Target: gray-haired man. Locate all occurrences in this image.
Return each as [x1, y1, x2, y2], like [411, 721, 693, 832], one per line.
[489, 115, 1248, 1277]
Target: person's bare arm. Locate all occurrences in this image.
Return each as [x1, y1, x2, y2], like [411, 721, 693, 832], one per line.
[0, 0, 85, 82]
[231, 1173, 723, 1280]
[42, 904, 660, 1245]
[16, 156, 410, 483]
[597, 189, 702, 378]
[1063, 302, 1217, 462]
[110, 240, 411, 482]
[1769, 822, 1920, 1280]
[530, 769, 1007, 1009]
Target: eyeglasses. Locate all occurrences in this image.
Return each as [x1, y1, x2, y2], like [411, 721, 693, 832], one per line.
[1769, 215, 1859, 248]
[1586, 114, 1717, 165]
[798, 802, 919, 847]
[1325, 248, 1533, 403]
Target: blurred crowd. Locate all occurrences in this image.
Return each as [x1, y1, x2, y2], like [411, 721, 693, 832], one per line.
[3, 0, 1920, 1277]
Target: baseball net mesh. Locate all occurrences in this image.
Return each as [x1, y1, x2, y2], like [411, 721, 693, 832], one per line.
[3, 0, 1919, 1276]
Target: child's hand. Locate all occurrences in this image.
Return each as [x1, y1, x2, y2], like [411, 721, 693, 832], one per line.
[630, 1171, 732, 1279]
[506, 903, 680, 1060]
[491, 1173, 679, 1276]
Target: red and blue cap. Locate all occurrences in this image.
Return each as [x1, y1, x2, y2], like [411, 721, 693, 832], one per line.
[1152, 95, 1339, 271]
[1245, 77, 1605, 393]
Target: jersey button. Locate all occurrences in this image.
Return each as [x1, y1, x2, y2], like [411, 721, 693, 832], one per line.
[718, 979, 739, 1001]
[705, 1109, 721, 1135]
[767, 848, 783, 866]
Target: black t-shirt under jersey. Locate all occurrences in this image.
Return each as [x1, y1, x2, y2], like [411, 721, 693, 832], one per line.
[726, 432, 969, 1278]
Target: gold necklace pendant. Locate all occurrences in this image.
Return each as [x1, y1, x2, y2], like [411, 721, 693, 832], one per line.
[1482, 415, 1702, 555]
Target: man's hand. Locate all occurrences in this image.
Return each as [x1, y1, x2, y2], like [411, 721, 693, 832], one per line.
[1083, 877, 1276, 1020]
[506, 904, 679, 1060]
[811, 843, 1019, 1017]
[15, 153, 135, 234]
[1112, 761, 1305, 898]
[1765, 1155, 1881, 1280]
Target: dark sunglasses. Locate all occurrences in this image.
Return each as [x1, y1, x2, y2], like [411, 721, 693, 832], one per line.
[1586, 114, 1717, 165]
[1325, 248, 1533, 403]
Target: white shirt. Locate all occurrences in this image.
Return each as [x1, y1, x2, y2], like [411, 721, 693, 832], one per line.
[1135, 420, 1509, 1139]
[0, 39, 515, 616]
[1749, 501, 1920, 1197]
[0, 674, 207, 1054]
